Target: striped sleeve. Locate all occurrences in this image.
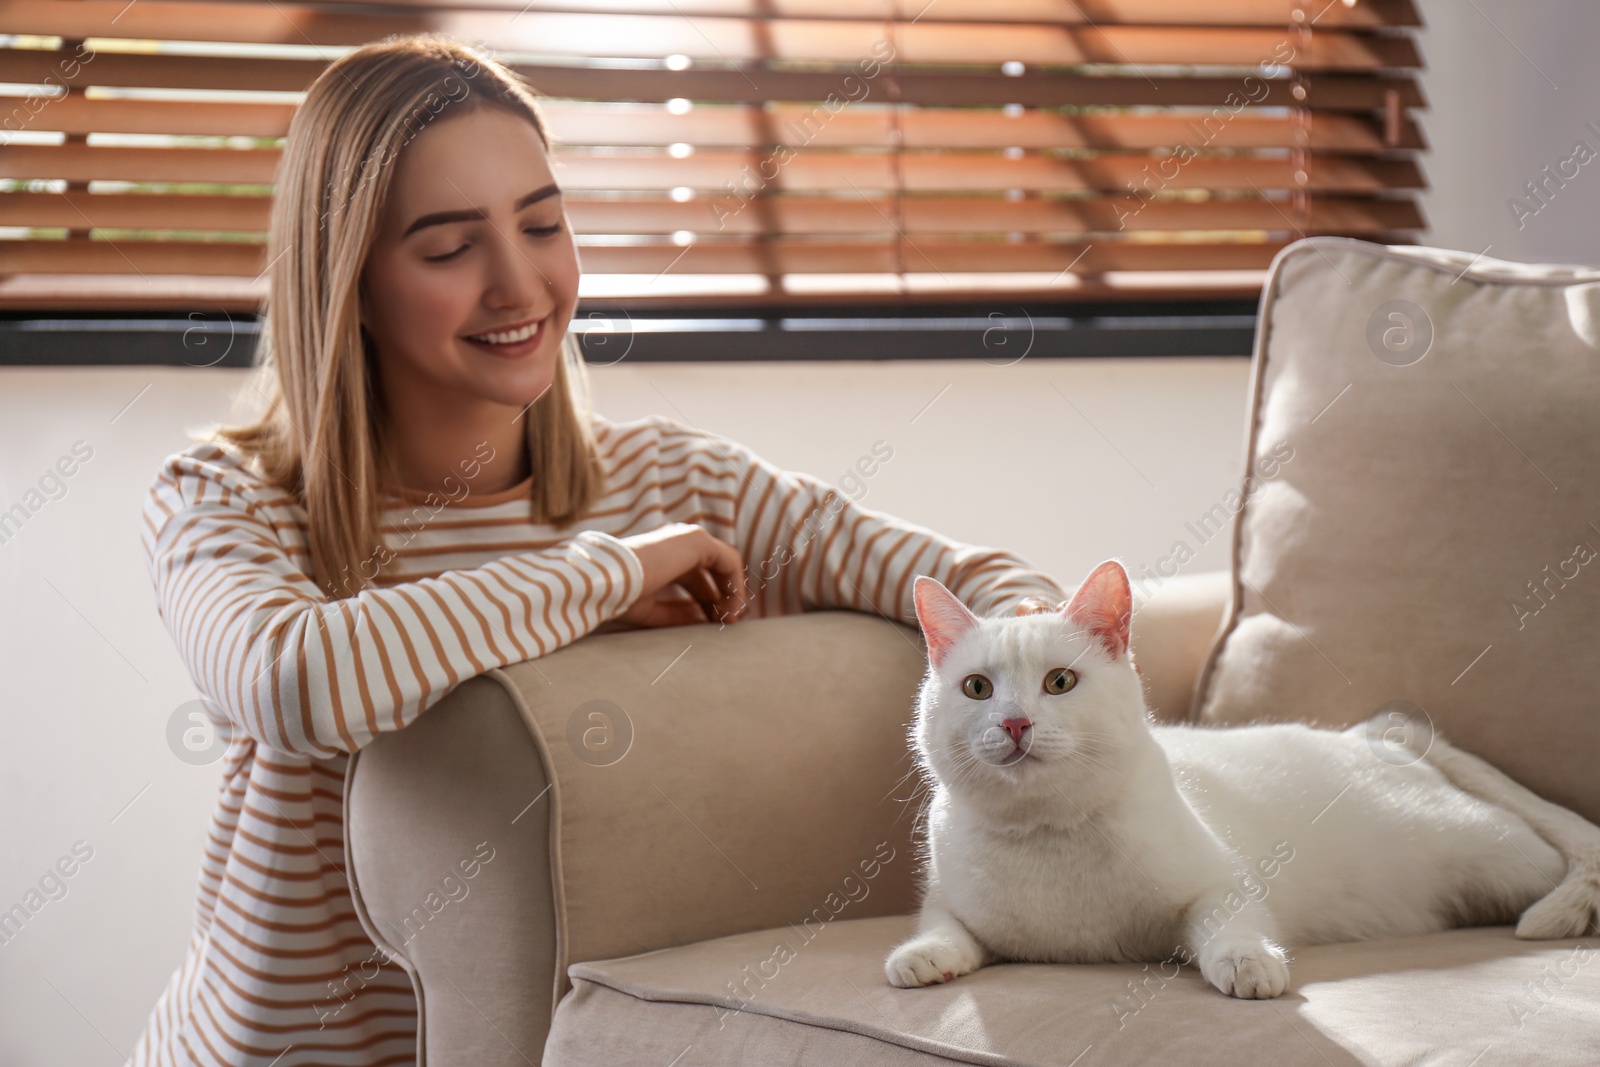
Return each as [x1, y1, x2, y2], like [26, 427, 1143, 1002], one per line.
[140, 447, 644, 759]
[705, 427, 1070, 623]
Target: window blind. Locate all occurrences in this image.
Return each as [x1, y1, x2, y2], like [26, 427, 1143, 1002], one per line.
[0, 0, 1426, 311]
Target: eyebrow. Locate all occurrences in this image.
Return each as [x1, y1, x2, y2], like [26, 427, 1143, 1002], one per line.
[402, 184, 561, 238]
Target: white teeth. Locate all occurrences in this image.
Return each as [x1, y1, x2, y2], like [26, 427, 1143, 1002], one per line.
[469, 319, 541, 345]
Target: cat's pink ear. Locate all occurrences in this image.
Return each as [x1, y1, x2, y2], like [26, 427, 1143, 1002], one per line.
[1062, 560, 1133, 660]
[913, 575, 980, 669]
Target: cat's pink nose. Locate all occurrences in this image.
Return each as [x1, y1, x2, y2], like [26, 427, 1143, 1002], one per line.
[1000, 717, 1032, 745]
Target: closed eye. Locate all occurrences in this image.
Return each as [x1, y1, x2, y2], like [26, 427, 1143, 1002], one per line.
[425, 224, 563, 262]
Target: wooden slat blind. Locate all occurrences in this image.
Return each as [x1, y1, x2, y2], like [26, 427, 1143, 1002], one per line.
[0, 0, 1427, 311]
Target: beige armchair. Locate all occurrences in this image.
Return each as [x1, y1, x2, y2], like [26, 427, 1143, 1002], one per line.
[343, 569, 1596, 1066]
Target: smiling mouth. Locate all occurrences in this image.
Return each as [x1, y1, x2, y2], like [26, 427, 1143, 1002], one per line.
[462, 317, 547, 357]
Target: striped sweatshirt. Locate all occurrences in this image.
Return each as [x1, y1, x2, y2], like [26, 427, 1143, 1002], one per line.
[132, 411, 1069, 1067]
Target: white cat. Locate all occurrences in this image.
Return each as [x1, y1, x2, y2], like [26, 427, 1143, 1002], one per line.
[885, 560, 1600, 999]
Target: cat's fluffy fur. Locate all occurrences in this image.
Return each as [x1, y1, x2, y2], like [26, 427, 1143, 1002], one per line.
[886, 560, 1600, 999]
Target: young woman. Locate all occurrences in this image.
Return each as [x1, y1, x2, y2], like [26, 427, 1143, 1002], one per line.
[135, 33, 1068, 1066]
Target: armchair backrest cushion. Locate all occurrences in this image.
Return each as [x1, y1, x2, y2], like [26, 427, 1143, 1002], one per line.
[1193, 237, 1600, 823]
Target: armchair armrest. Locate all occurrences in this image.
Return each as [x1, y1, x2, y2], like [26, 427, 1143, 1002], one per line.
[346, 610, 929, 1067]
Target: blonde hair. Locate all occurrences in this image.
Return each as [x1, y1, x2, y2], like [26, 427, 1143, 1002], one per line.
[207, 33, 606, 600]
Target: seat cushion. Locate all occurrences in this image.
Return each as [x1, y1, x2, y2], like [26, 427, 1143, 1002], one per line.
[1191, 237, 1600, 824]
[543, 914, 1598, 1066]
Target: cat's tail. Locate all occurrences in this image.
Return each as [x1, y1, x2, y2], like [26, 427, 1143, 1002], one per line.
[1420, 735, 1600, 939]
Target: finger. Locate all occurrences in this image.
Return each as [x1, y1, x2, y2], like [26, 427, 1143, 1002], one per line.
[650, 585, 712, 627]
[677, 566, 722, 610]
[698, 536, 750, 620]
[675, 590, 713, 625]
[1014, 597, 1053, 616]
[685, 568, 740, 624]
[651, 595, 710, 628]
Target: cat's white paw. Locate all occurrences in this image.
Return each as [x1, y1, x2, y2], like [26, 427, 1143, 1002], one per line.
[1516, 865, 1600, 939]
[1198, 938, 1291, 999]
[884, 934, 985, 988]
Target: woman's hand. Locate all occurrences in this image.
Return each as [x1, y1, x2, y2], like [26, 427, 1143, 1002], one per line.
[1013, 595, 1069, 616]
[611, 523, 750, 630]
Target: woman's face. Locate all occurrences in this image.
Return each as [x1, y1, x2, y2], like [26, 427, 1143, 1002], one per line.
[360, 105, 579, 414]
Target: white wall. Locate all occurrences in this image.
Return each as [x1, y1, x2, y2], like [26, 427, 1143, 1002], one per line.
[5, 2, 1598, 1062]
[1416, 0, 1600, 265]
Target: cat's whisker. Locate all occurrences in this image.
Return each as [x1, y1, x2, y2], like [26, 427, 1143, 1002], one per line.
[882, 765, 926, 804]
[1061, 741, 1112, 772]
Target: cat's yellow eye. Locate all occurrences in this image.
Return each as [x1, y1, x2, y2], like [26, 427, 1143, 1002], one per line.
[1044, 667, 1078, 695]
[961, 674, 993, 700]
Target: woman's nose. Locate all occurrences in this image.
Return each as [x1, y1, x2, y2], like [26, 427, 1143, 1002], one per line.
[485, 231, 550, 310]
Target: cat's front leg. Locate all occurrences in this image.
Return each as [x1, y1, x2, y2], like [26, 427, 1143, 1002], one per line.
[1183, 893, 1291, 999]
[885, 888, 994, 988]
